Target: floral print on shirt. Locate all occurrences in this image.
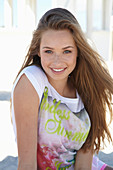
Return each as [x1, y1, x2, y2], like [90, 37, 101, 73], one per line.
[37, 87, 91, 170]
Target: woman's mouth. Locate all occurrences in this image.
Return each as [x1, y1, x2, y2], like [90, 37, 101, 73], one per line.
[52, 68, 65, 72]
[51, 68, 66, 73]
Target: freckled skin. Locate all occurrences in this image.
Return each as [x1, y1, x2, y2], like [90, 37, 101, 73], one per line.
[38, 29, 78, 86]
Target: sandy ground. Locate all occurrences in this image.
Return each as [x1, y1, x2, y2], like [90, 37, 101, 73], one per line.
[0, 61, 113, 169]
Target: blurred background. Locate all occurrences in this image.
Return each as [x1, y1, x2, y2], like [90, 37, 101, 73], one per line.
[0, 0, 113, 166]
[0, 0, 113, 92]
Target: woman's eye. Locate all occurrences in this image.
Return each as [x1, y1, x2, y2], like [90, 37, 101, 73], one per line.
[45, 50, 52, 54]
[64, 50, 71, 54]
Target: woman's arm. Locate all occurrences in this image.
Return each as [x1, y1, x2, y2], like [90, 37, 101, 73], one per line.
[13, 74, 40, 170]
[75, 148, 93, 170]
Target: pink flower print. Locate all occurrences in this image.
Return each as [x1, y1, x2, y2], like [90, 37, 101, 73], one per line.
[37, 144, 57, 170]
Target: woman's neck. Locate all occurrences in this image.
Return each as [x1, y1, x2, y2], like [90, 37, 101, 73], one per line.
[49, 79, 76, 98]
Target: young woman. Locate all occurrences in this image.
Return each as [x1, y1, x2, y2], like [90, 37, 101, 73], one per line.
[11, 8, 113, 170]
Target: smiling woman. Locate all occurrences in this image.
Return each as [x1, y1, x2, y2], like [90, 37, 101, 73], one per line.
[38, 29, 77, 94]
[11, 8, 113, 170]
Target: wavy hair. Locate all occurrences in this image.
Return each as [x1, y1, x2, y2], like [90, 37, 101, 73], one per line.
[16, 8, 113, 152]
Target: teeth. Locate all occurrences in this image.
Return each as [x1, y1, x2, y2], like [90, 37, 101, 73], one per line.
[52, 68, 64, 72]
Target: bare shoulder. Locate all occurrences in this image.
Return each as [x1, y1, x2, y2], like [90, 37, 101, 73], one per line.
[14, 74, 39, 102]
[13, 74, 39, 167]
[13, 73, 40, 130]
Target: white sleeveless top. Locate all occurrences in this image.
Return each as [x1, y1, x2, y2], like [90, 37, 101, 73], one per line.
[11, 65, 91, 170]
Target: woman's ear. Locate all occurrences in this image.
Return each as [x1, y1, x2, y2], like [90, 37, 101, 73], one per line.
[38, 52, 40, 57]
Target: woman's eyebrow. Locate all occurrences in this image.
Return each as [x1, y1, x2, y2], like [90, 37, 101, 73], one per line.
[62, 46, 74, 49]
[43, 46, 74, 49]
[43, 46, 53, 49]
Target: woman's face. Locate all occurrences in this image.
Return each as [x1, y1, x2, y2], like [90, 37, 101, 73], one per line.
[38, 29, 78, 84]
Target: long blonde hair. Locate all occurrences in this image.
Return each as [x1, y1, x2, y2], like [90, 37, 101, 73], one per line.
[15, 8, 113, 152]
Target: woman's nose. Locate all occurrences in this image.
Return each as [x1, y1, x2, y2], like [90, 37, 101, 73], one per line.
[53, 54, 62, 63]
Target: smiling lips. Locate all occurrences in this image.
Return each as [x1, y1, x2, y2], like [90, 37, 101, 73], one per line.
[51, 68, 66, 73]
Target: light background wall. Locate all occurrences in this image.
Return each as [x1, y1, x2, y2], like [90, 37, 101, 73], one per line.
[0, 0, 113, 91]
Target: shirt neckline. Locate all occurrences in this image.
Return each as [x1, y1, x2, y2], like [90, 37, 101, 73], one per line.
[48, 81, 79, 103]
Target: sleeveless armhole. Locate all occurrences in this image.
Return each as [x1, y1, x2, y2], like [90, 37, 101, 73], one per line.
[11, 66, 44, 142]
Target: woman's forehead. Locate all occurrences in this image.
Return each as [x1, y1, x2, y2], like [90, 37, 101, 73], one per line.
[40, 29, 76, 47]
